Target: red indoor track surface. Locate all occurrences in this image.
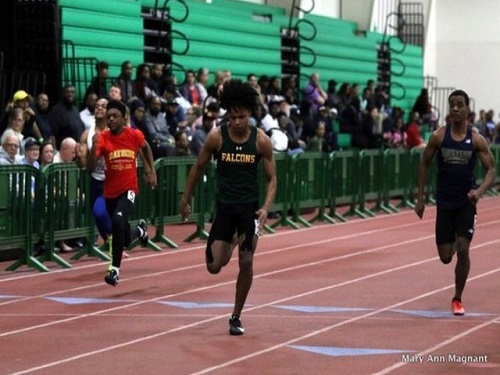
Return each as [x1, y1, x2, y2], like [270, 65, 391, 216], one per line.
[1, 198, 500, 375]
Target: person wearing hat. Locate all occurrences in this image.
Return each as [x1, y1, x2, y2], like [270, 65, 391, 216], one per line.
[128, 98, 146, 130]
[163, 98, 188, 137]
[11, 90, 43, 141]
[22, 137, 41, 169]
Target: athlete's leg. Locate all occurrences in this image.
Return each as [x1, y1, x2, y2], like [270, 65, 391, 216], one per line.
[232, 205, 260, 318]
[107, 192, 135, 269]
[205, 204, 236, 274]
[435, 208, 455, 264]
[232, 233, 258, 318]
[453, 236, 471, 301]
[452, 204, 476, 301]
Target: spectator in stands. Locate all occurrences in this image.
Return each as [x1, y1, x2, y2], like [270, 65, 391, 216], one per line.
[108, 84, 122, 102]
[39, 140, 54, 168]
[352, 106, 382, 149]
[474, 109, 486, 134]
[4, 90, 43, 141]
[86, 61, 110, 98]
[383, 117, 407, 148]
[325, 79, 341, 110]
[53, 136, 78, 252]
[303, 72, 327, 112]
[167, 130, 191, 157]
[128, 98, 146, 130]
[277, 111, 303, 151]
[1, 108, 25, 150]
[115, 61, 134, 103]
[360, 87, 375, 113]
[162, 83, 192, 119]
[196, 67, 210, 99]
[412, 88, 433, 128]
[207, 70, 226, 98]
[257, 75, 270, 101]
[281, 76, 299, 106]
[305, 121, 326, 152]
[53, 137, 77, 163]
[315, 106, 339, 152]
[76, 97, 111, 248]
[134, 63, 156, 101]
[405, 111, 426, 149]
[48, 84, 86, 149]
[80, 92, 97, 130]
[34, 93, 54, 144]
[143, 96, 174, 159]
[21, 137, 41, 169]
[149, 63, 164, 96]
[164, 98, 188, 137]
[179, 69, 205, 116]
[190, 101, 220, 156]
[484, 109, 495, 143]
[0, 130, 23, 165]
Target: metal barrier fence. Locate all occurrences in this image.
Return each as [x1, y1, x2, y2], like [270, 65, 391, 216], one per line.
[2, 145, 500, 272]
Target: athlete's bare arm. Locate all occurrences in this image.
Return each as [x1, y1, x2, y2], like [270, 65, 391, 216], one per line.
[256, 128, 276, 225]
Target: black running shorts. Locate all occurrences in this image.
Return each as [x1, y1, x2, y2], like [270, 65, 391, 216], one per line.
[208, 201, 259, 251]
[435, 203, 477, 245]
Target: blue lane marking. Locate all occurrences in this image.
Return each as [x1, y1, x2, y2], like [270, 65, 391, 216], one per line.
[274, 305, 372, 313]
[390, 309, 496, 318]
[289, 345, 416, 357]
[0, 295, 22, 299]
[45, 297, 136, 304]
[157, 301, 234, 309]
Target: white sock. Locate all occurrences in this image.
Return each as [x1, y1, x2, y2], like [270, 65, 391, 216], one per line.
[112, 266, 120, 276]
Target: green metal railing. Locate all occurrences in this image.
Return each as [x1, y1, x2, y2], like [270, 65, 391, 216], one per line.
[3, 145, 500, 272]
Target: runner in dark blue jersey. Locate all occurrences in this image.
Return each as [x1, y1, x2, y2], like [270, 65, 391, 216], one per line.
[415, 90, 496, 316]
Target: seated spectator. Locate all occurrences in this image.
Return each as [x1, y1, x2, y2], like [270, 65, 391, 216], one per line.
[53, 137, 77, 163]
[1, 108, 25, 151]
[0, 130, 23, 165]
[190, 102, 219, 155]
[134, 63, 157, 101]
[405, 111, 426, 149]
[86, 61, 109, 98]
[143, 96, 174, 159]
[163, 99, 188, 137]
[114, 60, 134, 103]
[352, 106, 382, 149]
[383, 117, 407, 148]
[306, 122, 326, 152]
[128, 98, 146, 130]
[48, 84, 86, 149]
[80, 92, 97, 130]
[39, 140, 55, 168]
[167, 130, 191, 157]
[11, 90, 43, 140]
[108, 84, 122, 102]
[22, 137, 41, 169]
[34, 93, 54, 144]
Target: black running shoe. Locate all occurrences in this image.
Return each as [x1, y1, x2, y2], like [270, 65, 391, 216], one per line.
[105, 269, 119, 286]
[138, 219, 148, 247]
[229, 315, 245, 336]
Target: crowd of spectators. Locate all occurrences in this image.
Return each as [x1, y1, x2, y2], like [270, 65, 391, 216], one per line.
[3, 59, 499, 254]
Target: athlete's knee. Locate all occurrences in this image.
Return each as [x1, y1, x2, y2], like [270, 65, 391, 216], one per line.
[111, 213, 127, 235]
[238, 251, 254, 271]
[205, 240, 222, 274]
[437, 245, 453, 264]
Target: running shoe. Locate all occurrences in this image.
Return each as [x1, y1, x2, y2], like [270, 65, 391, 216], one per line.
[105, 269, 119, 286]
[138, 219, 148, 247]
[229, 315, 245, 336]
[452, 299, 464, 316]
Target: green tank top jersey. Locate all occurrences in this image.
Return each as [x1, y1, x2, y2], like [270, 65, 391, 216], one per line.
[214, 124, 261, 204]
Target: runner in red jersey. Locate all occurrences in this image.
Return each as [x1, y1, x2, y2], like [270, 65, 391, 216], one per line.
[88, 100, 157, 286]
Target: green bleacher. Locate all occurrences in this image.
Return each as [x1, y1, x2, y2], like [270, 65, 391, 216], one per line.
[56, 0, 423, 118]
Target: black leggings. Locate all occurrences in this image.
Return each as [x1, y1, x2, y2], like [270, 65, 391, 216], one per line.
[105, 191, 139, 268]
